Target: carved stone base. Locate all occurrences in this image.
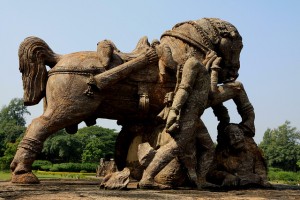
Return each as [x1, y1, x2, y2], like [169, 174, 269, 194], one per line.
[11, 172, 40, 184]
[138, 179, 172, 190]
[100, 167, 130, 190]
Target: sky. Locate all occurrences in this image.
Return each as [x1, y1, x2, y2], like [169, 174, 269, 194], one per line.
[0, 1, 299, 143]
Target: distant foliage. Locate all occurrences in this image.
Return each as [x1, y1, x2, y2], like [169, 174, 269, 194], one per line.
[41, 125, 118, 164]
[268, 167, 300, 184]
[42, 130, 83, 163]
[0, 98, 29, 170]
[0, 98, 30, 127]
[50, 163, 97, 172]
[32, 160, 53, 170]
[259, 121, 300, 171]
[77, 126, 118, 163]
[0, 98, 118, 171]
[32, 160, 97, 172]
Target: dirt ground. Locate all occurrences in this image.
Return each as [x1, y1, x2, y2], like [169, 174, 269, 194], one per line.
[0, 179, 300, 200]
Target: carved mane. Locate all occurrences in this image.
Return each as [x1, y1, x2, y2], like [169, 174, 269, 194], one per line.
[18, 36, 60, 106]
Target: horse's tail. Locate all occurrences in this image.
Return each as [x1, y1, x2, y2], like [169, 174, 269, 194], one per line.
[19, 36, 61, 106]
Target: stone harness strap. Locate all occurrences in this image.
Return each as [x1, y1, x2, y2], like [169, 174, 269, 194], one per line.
[161, 20, 214, 54]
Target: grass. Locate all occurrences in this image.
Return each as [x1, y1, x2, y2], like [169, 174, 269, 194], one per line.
[0, 171, 11, 181]
[35, 170, 97, 179]
[268, 168, 300, 185]
[0, 170, 97, 181]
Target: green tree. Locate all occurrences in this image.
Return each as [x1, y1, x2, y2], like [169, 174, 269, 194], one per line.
[42, 130, 82, 163]
[81, 138, 105, 163]
[0, 137, 21, 170]
[259, 121, 300, 171]
[0, 98, 29, 169]
[41, 125, 118, 163]
[76, 126, 118, 162]
[0, 98, 30, 126]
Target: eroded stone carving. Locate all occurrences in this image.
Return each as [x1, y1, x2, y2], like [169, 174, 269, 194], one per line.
[206, 124, 271, 188]
[12, 17, 269, 190]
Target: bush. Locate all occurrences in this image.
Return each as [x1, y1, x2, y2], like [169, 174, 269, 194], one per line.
[48, 162, 97, 172]
[81, 163, 98, 172]
[268, 167, 300, 184]
[40, 164, 52, 171]
[0, 155, 14, 170]
[32, 160, 52, 170]
[49, 165, 60, 172]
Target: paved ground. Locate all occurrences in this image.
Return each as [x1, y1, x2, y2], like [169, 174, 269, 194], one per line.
[0, 180, 300, 200]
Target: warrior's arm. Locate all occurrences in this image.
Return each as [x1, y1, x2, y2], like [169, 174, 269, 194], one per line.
[233, 82, 255, 137]
[93, 48, 158, 90]
[209, 81, 255, 136]
[166, 57, 201, 131]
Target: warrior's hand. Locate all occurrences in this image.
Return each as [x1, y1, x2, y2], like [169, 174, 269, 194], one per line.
[211, 57, 222, 68]
[203, 50, 222, 70]
[166, 108, 179, 134]
[203, 50, 217, 67]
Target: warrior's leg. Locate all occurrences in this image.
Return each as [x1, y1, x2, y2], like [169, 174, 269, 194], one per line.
[140, 57, 210, 189]
[195, 119, 214, 185]
[139, 138, 179, 189]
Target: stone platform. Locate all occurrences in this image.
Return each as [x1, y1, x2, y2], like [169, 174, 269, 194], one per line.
[0, 180, 300, 200]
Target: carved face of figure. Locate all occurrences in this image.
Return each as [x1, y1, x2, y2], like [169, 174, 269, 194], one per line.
[227, 125, 245, 150]
[217, 36, 243, 83]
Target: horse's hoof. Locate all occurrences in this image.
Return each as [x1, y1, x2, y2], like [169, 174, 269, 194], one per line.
[11, 172, 40, 184]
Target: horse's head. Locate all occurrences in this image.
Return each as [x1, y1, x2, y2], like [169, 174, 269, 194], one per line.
[196, 18, 243, 83]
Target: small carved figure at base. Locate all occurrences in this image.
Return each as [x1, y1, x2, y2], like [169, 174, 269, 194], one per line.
[206, 124, 272, 189]
[100, 167, 130, 190]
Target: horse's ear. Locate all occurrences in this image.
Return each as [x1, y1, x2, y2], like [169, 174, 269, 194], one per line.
[97, 40, 114, 68]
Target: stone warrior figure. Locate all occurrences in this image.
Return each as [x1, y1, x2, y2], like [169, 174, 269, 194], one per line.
[206, 123, 271, 188]
[139, 18, 243, 189]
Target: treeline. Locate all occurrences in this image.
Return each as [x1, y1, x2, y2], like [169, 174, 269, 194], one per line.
[40, 126, 118, 163]
[0, 98, 118, 170]
[1, 98, 300, 174]
[259, 121, 300, 172]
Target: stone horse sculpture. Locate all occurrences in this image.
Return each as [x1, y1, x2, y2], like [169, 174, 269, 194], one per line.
[11, 18, 253, 185]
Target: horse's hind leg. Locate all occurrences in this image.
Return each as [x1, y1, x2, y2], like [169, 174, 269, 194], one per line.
[10, 119, 46, 184]
[10, 96, 101, 184]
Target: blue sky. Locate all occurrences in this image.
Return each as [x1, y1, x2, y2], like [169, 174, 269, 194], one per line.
[1, 1, 299, 143]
